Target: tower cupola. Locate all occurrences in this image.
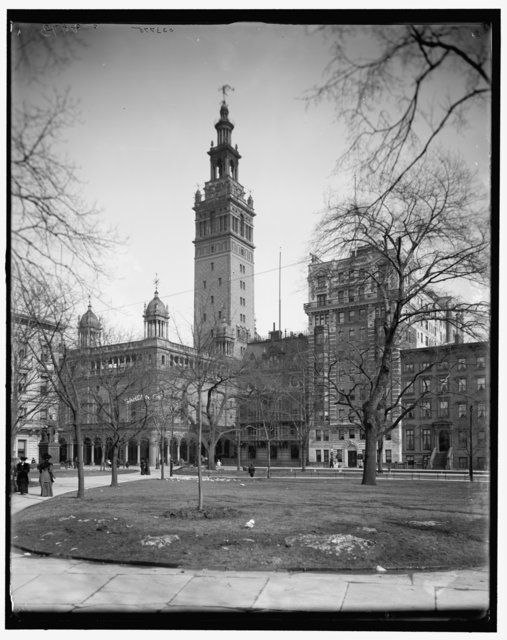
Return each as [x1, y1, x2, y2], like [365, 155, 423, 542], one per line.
[143, 278, 169, 339]
[78, 300, 101, 348]
[208, 100, 241, 182]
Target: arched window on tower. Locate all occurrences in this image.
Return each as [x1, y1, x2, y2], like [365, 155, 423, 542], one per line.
[240, 215, 245, 237]
[229, 161, 235, 178]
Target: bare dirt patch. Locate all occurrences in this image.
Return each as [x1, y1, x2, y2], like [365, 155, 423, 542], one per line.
[162, 506, 241, 520]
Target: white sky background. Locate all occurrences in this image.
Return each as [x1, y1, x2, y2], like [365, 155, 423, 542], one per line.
[12, 20, 491, 345]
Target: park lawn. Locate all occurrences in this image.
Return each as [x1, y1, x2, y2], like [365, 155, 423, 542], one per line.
[12, 477, 489, 572]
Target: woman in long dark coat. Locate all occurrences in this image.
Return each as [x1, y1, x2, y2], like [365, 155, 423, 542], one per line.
[16, 457, 30, 495]
[37, 455, 54, 497]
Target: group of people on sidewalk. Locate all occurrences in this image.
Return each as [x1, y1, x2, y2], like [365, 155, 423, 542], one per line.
[11, 454, 55, 497]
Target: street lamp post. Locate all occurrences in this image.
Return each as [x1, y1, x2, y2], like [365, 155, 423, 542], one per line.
[469, 404, 474, 482]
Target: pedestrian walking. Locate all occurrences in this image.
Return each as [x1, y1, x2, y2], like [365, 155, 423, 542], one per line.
[37, 454, 54, 497]
[248, 462, 255, 478]
[16, 456, 30, 495]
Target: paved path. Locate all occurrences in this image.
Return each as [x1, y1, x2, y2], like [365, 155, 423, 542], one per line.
[9, 473, 490, 614]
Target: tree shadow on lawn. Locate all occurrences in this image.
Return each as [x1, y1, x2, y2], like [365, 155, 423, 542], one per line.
[12, 478, 489, 572]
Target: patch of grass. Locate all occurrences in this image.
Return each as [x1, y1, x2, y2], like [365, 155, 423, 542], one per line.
[12, 478, 489, 572]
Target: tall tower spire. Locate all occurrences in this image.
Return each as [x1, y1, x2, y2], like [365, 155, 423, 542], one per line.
[193, 96, 256, 358]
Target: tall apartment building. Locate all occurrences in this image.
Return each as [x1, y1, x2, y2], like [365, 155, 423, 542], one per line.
[304, 247, 458, 467]
[400, 341, 489, 470]
[193, 100, 256, 358]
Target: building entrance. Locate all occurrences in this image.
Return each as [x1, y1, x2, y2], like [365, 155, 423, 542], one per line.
[439, 430, 450, 452]
[347, 450, 357, 468]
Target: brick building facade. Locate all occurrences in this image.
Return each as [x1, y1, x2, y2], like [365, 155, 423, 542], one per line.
[239, 329, 309, 467]
[400, 341, 489, 470]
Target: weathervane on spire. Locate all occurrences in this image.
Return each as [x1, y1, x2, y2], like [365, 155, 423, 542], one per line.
[219, 84, 234, 101]
[154, 273, 159, 294]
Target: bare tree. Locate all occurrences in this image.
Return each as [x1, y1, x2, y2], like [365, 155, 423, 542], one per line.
[82, 329, 152, 486]
[241, 335, 312, 474]
[312, 159, 488, 485]
[11, 91, 115, 295]
[10, 313, 59, 458]
[309, 23, 493, 202]
[9, 22, 123, 486]
[240, 366, 278, 479]
[147, 374, 185, 479]
[170, 319, 244, 510]
[18, 285, 88, 497]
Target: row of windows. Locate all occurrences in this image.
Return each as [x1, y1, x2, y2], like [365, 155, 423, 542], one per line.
[247, 444, 300, 460]
[406, 400, 486, 419]
[337, 327, 366, 341]
[315, 428, 391, 441]
[403, 356, 486, 373]
[405, 428, 487, 451]
[197, 214, 253, 242]
[415, 376, 487, 394]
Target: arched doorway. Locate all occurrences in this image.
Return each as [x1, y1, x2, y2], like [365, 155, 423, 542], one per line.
[128, 439, 137, 465]
[439, 430, 450, 452]
[93, 437, 102, 465]
[106, 437, 114, 462]
[59, 436, 67, 463]
[180, 439, 188, 463]
[189, 440, 197, 465]
[83, 437, 92, 465]
[38, 428, 50, 460]
[170, 437, 178, 463]
[140, 438, 149, 462]
[347, 448, 358, 468]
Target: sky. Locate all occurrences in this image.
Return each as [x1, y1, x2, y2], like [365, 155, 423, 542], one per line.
[11, 18, 491, 346]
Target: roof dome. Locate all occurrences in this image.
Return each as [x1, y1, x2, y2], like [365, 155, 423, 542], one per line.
[79, 303, 101, 330]
[144, 292, 169, 319]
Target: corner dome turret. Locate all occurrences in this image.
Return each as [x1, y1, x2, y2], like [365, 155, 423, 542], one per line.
[79, 303, 101, 330]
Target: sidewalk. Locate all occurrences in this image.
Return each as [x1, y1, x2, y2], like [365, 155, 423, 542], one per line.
[9, 473, 490, 615]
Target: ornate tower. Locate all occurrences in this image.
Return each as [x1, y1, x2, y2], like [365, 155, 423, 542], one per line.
[143, 280, 169, 339]
[193, 98, 256, 357]
[78, 301, 102, 348]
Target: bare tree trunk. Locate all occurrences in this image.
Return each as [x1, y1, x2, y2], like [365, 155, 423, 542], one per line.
[300, 436, 306, 471]
[160, 433, 165, 480]
[266, 434, 271, 479]
[111, 443, 119, 487]
[362, 427, 378, 486]
[101, 440, 106, 471]
[377, 438, 384, 474]
[74, 417, 85, 499]
[197, 392, 203, 511]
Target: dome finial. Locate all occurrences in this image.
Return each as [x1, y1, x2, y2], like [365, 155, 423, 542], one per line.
[154, 273, 159, 295]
